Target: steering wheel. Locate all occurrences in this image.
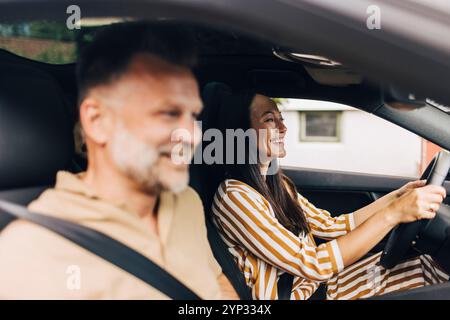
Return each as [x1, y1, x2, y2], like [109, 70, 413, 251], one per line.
[380, 150, 450, 269]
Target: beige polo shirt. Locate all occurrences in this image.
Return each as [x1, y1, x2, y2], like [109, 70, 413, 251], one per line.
[0, 171, 222, 299]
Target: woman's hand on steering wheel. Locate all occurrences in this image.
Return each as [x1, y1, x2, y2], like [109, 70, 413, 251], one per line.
[386, 184, 447, 226]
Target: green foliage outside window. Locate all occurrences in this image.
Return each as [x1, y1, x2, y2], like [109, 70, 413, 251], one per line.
[0, 21, 94, 64]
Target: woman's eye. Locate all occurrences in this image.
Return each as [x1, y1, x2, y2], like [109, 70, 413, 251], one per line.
[163, 110, 181, 118]
[264, 118, 274, 123]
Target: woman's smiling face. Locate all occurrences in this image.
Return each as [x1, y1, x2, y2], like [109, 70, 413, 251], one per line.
[249, 94, 287, 163]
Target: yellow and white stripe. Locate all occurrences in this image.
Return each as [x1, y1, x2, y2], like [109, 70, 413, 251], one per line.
[212, 179, 448, 300]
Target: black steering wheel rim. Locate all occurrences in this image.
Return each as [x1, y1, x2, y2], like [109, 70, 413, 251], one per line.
[380, 150, 450, 269]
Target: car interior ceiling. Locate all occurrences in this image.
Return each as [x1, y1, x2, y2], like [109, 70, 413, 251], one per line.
[0, 22, 449, 300]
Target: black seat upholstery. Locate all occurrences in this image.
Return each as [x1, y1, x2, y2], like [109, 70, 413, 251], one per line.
[0, 63, 75, 206]
[189, 82, 252, 299]
[190, 82, 233, 208]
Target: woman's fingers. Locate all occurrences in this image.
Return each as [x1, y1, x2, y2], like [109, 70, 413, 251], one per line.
[397, 180, 427, 197]
[417, 186, 446, 214]
[391, 184, 446, 224]
[405, 179, 426, 189]
[418, 185, 447, 219]
[421, 185, 447, 199]
[421, 193, 445, 205]
[420, 209, 437, 220]
[411, 179, 427, 187]
[419, 200, 440, 213]
[398, 185, 446, 222]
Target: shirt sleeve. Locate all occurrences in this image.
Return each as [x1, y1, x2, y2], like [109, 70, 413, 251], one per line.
[213, 189, 344, 282]
[297, 193, 355, 240]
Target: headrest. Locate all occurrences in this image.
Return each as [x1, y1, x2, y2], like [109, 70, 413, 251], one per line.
[191, 82, 254, 213]
[0, 63, 74, 189]
[200, 82, 233, 130]
[201, 82, 254, 131]
[190, 82, 231, 210]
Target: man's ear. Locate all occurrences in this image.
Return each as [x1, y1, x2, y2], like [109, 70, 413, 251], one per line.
[79, 98, 114, 146]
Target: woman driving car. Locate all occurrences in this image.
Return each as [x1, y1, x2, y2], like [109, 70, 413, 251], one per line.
[209, 91, 448, 300]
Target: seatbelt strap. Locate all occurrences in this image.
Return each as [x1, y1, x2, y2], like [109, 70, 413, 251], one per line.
[0, 200, 201, 300]
[277, 272, 294, 300]
[205, 218, 252, 299]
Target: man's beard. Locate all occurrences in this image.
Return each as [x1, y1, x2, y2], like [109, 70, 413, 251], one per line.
[109, 121, 189, 194]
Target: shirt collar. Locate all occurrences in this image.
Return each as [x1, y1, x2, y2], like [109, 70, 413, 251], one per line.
[55, 171, 97, 198]
[53, 170, 175, 244]
[55, 170, 134, 210]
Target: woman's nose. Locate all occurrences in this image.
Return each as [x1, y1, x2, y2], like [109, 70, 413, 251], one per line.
[277, 119, 287, 133]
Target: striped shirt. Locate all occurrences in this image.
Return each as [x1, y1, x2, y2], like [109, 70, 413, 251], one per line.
[212, 179, 355, 300]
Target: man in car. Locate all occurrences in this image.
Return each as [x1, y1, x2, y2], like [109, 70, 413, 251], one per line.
[0, 22, 238, 299]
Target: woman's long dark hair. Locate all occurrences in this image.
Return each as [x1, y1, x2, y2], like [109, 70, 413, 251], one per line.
[212, 89, 310, 235]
